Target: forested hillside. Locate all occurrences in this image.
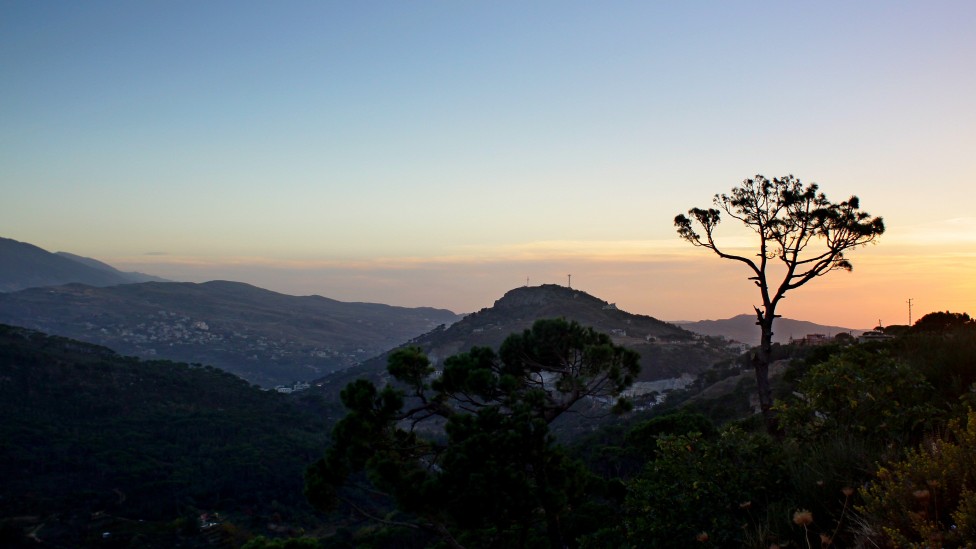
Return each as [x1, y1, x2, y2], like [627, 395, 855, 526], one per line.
[4, 312, 976, 548]
[316, 285, 737, 414]
[305, 312, 976, 548]
[0, 324, 332, 547]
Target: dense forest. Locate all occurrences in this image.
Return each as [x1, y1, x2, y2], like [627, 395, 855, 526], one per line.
[0, 324, 336, 547]
[3, 312, 976, 548]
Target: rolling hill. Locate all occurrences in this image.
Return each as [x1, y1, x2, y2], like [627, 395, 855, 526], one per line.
[317, 284, 739, 405]
[0, 280, 461, 387]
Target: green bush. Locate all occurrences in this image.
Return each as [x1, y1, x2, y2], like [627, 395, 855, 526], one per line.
[858, 410, 976, 548]
[776, 347, 939, 448]
[611, 427, 788, 548]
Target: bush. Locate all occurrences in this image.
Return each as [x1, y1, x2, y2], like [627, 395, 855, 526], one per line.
[858, 410, 976, 548]
[776, 347, 939, 449]
[612, 427, 789, 548]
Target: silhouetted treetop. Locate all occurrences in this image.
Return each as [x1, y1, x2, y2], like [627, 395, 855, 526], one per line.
[675, 174, 884, 432]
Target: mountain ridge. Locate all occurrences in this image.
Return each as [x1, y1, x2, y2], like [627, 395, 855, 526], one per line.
[0, 236, 135, 291]
[54, 250, 169, 283]
[0, 279, 461, 387]
[676, 313, 864, 346]
[0, 236, 174, 292]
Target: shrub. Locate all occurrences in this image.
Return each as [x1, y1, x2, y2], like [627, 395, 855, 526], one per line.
[776, 347, 939, 449]
[858, 410, 976, 547]
[614, 427, 788, 548]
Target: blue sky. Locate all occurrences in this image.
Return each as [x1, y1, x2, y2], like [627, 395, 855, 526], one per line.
[2, 1, 974, 327]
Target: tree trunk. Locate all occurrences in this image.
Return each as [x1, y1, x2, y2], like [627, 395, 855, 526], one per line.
[545, 512, 566, 549]
[535, 458, 568, 549]
[753, 312, 779, 435]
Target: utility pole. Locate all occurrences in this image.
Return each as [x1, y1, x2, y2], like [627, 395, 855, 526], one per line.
[907, 298, 914, 326]
[567, 274, 571, 288]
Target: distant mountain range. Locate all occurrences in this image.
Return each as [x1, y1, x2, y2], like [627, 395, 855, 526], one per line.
[0, 236, 167, 291]
[1, 234, 856, 389]
[0, 235, 463, 386]
[676, 314, 864, 346]
[0, 280, 461, 387]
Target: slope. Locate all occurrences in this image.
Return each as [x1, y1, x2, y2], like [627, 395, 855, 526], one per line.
[318, 284, 738, 403]
[55, 251, 169, 283]
[0, 280, 460, 387]
[0, 323, 330, 546]
[0, 236, 134, 291]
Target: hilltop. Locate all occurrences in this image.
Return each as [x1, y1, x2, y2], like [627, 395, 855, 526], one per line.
[317, 284, 738, 407]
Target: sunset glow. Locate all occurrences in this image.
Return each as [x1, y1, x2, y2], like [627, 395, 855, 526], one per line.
[3, 2, 974, 330]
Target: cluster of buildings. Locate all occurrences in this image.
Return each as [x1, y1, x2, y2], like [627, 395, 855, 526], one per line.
[83, 309, 358, 368]
[273, 381, 311, 394]
[790, 330, 892, 346]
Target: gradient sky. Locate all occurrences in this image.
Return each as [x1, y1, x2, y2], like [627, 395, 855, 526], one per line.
[2, 1, 974, 329]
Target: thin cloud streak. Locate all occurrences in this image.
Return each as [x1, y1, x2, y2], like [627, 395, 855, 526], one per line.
[116, 239, 731, 271]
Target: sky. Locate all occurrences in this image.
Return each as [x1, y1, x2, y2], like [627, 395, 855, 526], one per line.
[2, 1, 974, 329]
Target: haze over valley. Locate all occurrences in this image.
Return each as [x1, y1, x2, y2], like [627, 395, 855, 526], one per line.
[0, 235, 861, 389]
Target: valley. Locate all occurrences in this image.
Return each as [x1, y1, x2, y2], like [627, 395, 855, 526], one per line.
[0, 280, 460, 387]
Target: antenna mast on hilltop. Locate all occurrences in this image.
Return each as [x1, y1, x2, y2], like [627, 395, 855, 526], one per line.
[907, 298, 914, 326]
[567, 274, 572, 288]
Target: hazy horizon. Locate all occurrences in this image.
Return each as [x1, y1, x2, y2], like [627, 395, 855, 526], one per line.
[3, 2, 974, 329]
[4, 232, 943, 330]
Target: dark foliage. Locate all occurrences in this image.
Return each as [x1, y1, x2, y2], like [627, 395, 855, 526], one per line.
[0, 324, 328, 545]
[307, 319, 641, 549]
[912, 310, 974, 333]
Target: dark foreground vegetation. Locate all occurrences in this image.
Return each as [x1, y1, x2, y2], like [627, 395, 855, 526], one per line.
[306, 312, 976, 548]
[3, 311, 976, 548]
[0, 324, 333, 548]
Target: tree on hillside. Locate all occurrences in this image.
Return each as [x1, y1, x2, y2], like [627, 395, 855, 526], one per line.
[306, 318, 641, 548]
[674, 175, 884, 431]
[912, 310, 973, 333]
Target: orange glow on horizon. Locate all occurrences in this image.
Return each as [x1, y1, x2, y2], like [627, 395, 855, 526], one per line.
[107, 227, 976, 331]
